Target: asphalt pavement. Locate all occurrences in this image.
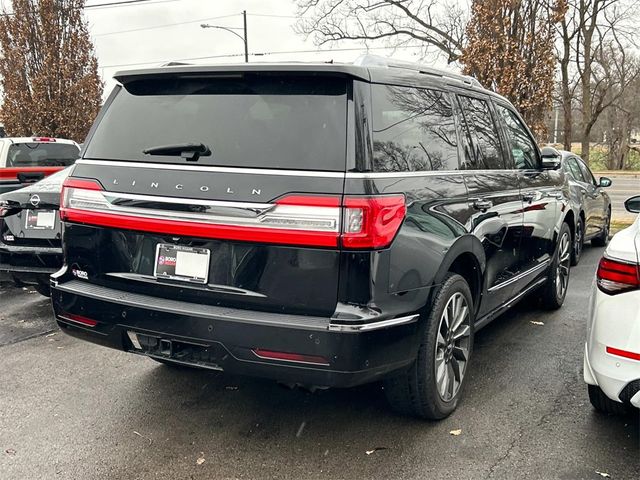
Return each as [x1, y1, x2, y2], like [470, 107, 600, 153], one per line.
[602, 174, 640, 223]
[0, 246, 638, 480]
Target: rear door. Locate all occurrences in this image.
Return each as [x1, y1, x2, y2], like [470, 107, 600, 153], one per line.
[575, 157, 607, 235]
[455, 94, 524, 316]
[64, 73, 350, 317]
[494, 103, 560, 280]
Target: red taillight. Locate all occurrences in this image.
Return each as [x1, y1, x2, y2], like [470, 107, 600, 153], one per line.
[32, 137, 56, 142]
[596, 256, 640, 295]
[341, 195, 406, 249]
[58, 312, 98, 327]
[252, 348, 329, 365]
[59, 181, 406, 249]
[606, 346, 640, 361]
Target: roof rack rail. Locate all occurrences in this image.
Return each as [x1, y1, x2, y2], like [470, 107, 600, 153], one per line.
[354, 54, 483, 89]
[161, 61, 193, 67]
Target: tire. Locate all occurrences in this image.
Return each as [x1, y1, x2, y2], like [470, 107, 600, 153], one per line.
[383, 273, 474, 420]
[540, 222, 572, 310]
[570, 217, 584, 266]
[588, 384, 629, 415]
[591, 209, 610, 247]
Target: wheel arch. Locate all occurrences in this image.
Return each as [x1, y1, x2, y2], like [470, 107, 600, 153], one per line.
[432, 235, 485, 312]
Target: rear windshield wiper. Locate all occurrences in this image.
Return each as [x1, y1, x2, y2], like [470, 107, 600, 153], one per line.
[143, 143, 211, 161]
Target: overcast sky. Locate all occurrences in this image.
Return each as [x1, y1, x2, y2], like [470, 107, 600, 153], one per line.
[80, 0, 440, 94]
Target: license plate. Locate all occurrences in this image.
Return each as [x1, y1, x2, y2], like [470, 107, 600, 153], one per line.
[25, 210, 56, 230]
[153, 244, 210, 284]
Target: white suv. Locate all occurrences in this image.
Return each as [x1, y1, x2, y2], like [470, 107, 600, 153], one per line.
[584, 195, 640, 413]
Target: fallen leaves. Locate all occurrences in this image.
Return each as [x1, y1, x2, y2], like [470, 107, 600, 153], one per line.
[365, 447, 388, 455]
[5, 448, 16, 456]
[133, 431, 152, 445]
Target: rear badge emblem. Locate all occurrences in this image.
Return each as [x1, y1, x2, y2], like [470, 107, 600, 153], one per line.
[30, 194, 41, 207]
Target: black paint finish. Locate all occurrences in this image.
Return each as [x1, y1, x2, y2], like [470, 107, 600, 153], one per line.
[51, 63, 569, 388]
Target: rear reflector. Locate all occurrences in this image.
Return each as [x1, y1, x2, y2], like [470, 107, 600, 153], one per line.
[252, 348, 329, 366]
[596, 256, 640, 295]
[58, 312, 98, 327]
[606, 346, 640, 361]
[60, 179, 406, 249]
[32, 137, 56, 142]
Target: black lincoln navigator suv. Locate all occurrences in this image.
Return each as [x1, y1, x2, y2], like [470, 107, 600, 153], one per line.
[51, 56, 572, 419]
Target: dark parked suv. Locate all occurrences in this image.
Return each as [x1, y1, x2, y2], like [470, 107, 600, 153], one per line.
[51, 57, 572, 419]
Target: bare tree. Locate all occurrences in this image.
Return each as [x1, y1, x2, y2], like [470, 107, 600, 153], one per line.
[295, 0, 467, 63]
[0, 0, 103, 141]
[555, 0, 639, 160]
[599, 47, 640, 169]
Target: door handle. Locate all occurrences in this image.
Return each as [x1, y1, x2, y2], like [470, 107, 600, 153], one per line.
[545, 192, 563, 200]
[470, 198, 493, 211]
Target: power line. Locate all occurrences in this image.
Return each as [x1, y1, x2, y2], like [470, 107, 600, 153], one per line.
[100, 44, 427, 69]
[1, 0, 177, 16]
[85, 0, 176, 9]
[93, 13, 240, 36]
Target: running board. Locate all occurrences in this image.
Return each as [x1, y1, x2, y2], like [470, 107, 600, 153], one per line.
[475, 277, 546, 330]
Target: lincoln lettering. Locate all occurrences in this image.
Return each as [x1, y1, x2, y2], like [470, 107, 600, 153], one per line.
[110, 179, 262, 196]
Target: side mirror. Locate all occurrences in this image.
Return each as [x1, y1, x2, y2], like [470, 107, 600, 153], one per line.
[541, 157, 561, 170]
[599, 177, 612, 188]
[540, 146, 562, 170]
[624, 195, 640, 214]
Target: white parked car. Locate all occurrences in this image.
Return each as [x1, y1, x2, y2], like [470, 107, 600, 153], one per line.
[584, 195, 640, 414]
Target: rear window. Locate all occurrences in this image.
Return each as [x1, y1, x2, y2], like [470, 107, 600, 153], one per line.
[7, 143, 79, 167]
[85, 75, 348, 171]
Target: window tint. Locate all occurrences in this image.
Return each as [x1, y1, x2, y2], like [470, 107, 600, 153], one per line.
[457, 96, 504, 170]
[85, 76, 347, 171]
[7, 143, 79, 167]
[565, 157, 586, 182]
[496, 105, 539, 170]
[576, 158, 596, 185]
[371, 85, 459, 172]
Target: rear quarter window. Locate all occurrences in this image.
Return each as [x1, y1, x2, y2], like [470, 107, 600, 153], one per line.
[371, 84, 460, 172]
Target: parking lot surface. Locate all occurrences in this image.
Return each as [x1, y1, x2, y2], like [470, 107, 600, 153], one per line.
[606, 174, 639, 222]
[0, 246, 638, 480]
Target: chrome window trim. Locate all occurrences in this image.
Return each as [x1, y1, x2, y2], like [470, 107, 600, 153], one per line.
[75, 159, 346, 178]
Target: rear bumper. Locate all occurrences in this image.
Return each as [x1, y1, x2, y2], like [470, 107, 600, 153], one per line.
[584, 287, 640, 408]
[51, 279, 422, 388]
[0, 243, 62, 283]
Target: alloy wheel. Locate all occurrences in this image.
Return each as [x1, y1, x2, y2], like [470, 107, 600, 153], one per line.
[574, 224, 583, 259]
[435, 292, 471, 402]
[556, 231, 571, 299]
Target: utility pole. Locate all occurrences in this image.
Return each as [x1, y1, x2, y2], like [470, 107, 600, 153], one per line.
[201, 11, 249, 63]
[243, 10, 248, 63]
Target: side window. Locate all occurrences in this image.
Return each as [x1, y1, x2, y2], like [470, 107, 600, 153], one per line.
[496, 104, 540, 170]
[457, 96, 504, 170]
[566, 157, 586, 182]
[371, 85, 460, 172]
[576, 158, 596, 185]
